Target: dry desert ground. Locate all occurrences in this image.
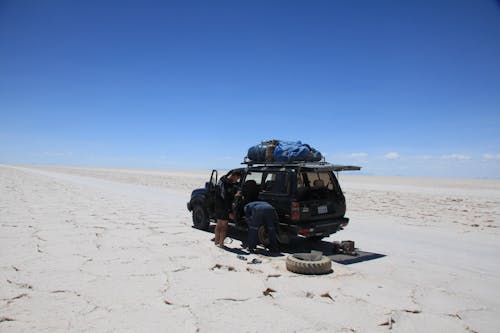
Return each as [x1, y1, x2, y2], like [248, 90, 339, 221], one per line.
[1, 165, 500, 332]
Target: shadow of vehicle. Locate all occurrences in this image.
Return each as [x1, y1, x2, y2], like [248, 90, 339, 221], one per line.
[282, 238, 386, 265]
[194, 224, 385, 263]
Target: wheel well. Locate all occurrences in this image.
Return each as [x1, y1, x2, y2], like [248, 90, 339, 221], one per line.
[191, 195, 207, 208]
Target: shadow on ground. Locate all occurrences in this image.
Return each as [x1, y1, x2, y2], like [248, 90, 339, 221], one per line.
[197, 224, 385, 265]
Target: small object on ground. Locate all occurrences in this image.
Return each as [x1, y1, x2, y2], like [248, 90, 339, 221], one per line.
[217, 297, 250, 302]
[341, 240, 356, 254]
[447, 313, 462, 320]
[286, 251, 332, 275]
[164, 300, 173, 305]
[211, 263, 222, 270]
[320, 292, 334, 301]
[0, 317, 15, 323]
[379, 317, 395, 329]
[249, 258, 262, 264]
[6, 279, 32, 289]
[332, 240, 358, 256]
[262, 287, 276, 297]
[267, 274, 281, 278]
[210, 263, 236, 271]
[237, 255, 247, 261]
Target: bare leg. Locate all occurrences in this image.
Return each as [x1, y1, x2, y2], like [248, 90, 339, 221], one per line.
[218, 220, 229, 248]
[214, 219, 221, 245]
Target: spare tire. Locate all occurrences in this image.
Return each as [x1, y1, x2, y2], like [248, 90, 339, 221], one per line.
[286, 253, 332, 275]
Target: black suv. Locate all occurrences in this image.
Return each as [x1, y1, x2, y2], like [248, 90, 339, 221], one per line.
[187, 161, 360, 245]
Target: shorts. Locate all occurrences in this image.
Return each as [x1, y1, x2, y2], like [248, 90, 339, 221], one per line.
[215, 207, 230, 220]
[215, 198, 230, 220]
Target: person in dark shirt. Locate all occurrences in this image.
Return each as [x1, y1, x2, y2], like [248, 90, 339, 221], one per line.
[244, 201, 279, 253]
[214, 170, 241, 247]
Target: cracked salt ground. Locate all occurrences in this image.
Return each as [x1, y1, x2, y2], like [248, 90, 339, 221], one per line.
[1, 165, 500, 332]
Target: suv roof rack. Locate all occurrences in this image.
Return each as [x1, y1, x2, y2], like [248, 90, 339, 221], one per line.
[242, 158, 361, 172]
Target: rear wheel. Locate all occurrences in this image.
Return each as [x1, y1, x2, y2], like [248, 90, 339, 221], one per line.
[257, 224, 282, 247]
[192, 205, 209, 230]
[258, 225, 270, 247]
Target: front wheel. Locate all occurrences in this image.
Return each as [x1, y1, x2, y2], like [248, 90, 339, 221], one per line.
[192, 205, 209, 230]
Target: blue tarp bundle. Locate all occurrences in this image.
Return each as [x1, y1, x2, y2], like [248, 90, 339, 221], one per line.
[247, 143, 267, 162]
[274, 140, 323, 162]
[247, 140, 323, 163]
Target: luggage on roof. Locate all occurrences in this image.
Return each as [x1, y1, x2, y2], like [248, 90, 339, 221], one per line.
[247, 140, 323, 163]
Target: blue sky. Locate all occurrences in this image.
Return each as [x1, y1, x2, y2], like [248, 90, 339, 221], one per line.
[1, 1, 499, 178]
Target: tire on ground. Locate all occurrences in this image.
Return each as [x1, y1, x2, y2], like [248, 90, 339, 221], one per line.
[192, 204, 209, 230]
[286, 253, 332, 275]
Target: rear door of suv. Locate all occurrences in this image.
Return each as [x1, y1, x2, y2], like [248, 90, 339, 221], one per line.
[293, 170, 346, 222]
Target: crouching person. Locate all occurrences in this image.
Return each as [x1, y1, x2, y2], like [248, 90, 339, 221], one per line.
[244, 201, 279, 253]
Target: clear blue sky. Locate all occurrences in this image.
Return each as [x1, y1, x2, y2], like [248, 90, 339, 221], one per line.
[1, 1, 499, 178]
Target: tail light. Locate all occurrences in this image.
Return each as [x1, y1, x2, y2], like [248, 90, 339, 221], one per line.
[291, 201, 300, 221]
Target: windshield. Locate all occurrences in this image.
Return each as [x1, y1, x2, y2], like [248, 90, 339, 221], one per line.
[244, 171, 290, 194]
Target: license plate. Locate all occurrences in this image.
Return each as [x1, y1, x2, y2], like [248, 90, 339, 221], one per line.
[317, 205, 328, 214]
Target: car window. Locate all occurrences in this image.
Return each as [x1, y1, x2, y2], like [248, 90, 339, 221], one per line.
[244, 172, 263, 185]
[302, 172, 334, 190]
[262, 172, 289, 194]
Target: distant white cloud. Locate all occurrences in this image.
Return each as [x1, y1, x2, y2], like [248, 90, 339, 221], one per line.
[384, 152, 400, 159]
[483, 153, 500, 160]
[441, 154, 472, 160]
[413, 155, 433, 160]
[349, 153, 368, 158]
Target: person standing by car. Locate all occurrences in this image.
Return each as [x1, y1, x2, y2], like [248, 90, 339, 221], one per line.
[214, 170, 242, 247]
[244, 201, 279, 253]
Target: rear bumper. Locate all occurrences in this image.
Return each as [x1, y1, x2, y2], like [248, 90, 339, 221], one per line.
[280, 217, 349, 237]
